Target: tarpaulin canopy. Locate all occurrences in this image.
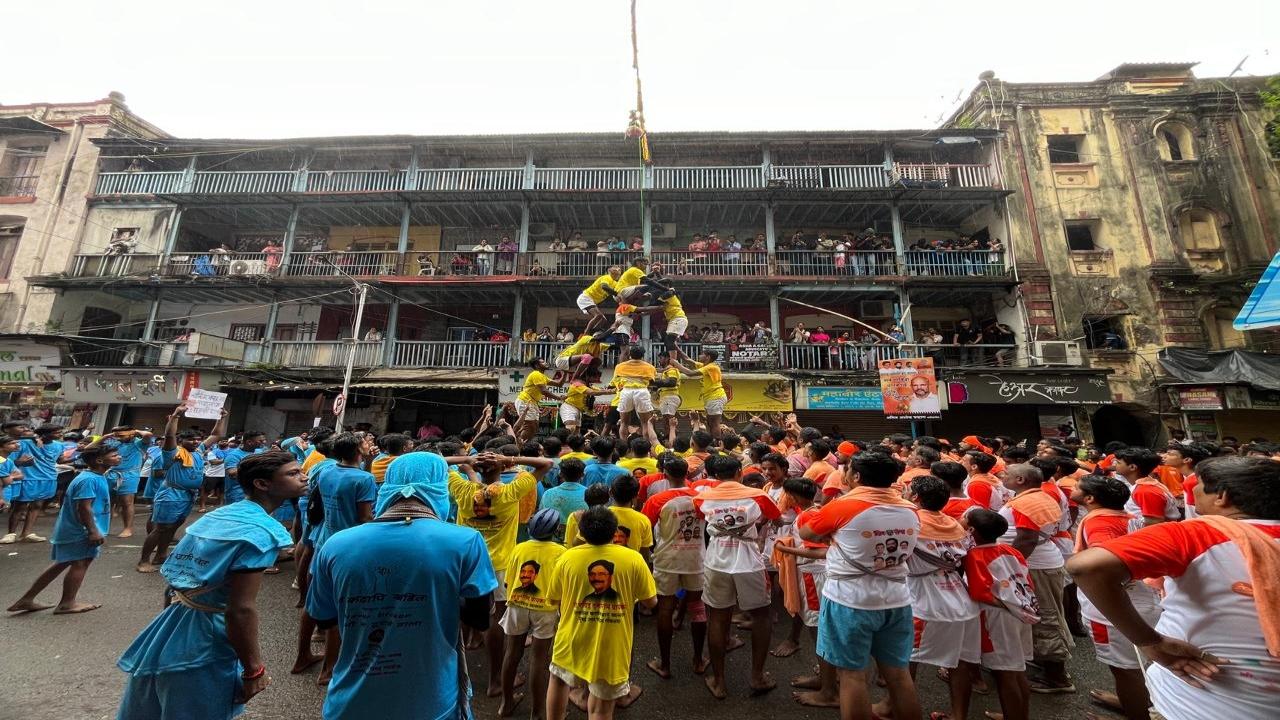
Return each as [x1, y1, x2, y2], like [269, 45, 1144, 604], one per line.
[1234, 251, 1280, 330]
[1158, 347, 1280, 391]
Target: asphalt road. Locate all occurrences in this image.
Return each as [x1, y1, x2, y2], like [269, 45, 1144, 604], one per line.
[1, 506, 1115, 720]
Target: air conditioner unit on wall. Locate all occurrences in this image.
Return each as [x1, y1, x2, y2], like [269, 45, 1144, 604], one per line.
[528, 222, 556, 238]
[860, 300, 890, 318]
[651, 223, 677, 239]
[1031, 340, 1084, 367]
[229, 259, 267, 276]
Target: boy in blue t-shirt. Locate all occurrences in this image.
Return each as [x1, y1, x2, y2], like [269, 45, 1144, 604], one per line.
[7, 443, 120, 614]
[105, 425, 154, 539]
[539, 458, 590, 543]
[137, 404, 228, 574]
[1, 423, 68, 544]
[0, 436, 23, 512]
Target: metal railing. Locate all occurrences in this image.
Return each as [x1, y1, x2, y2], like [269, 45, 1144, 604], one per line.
[393, 340, 510, 368]
[892, 163, 994, 189]
[534, 167, 641, 191]
[416, 167, 524, 191]
[166, 252, 274, 277]
[904, 250, 1007, 277]
[770, 165, 890, 189]
[400, 249, 522, 277]
[192, 170, 296, 194]
[147, 341, 263, 367]
[775, 250, 899, 276]
[517, 250, 640, 277]
[652, 166, 763, 190]
[269, 340, 384, 368]
[783, 342, 1020, 370]
[305, 170, 406, 193]
[515, 341, 622, 367]
[284, 251, 403, 277]
[650, 250, 770, 277]
[94, 171, 183, 195]
[0, 175, 38, 196]
[69, 253, 164, 277]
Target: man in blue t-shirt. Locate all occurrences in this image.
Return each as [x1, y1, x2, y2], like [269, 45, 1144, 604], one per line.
[223, 431, 267, 505]
[539, 457, 589, 543]
[137, 404, 227, 574]
[307, 470, 497, 720]
[105, 425, 154, 539]
[582, 436, 630, 487]
[1, 423, 68, 544]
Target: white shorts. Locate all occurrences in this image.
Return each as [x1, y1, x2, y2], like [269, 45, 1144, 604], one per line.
[704, 397, 727, 416]
[500, 605, 559, 640]
[614, 316, 635, 334]
[514, 400, 541, 422]
[559, 404, 582, 425]
[576, 293, 598, 314]
[654, 569, 705, 596]
[554, 355, 571, 370]
[665, 316, 688, 337]
[799, 565, 826, 628]
[549, 662, 630, 701]
[657, 394, 681, 417]
[617, 387, 653, 414]
[912, 616, 981, 669]
[618, 285, 644, 301]
[980, 606, 1033, 672]
[703, 567, 769, 611]
[1087, 603, 1160, 670]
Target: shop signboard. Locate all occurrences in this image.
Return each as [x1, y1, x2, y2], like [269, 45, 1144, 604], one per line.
[63, 370, 223, 404]
[801, 386, 882, 410]
[701, 343, 780, 369]
[1176, 386, 1225, 411]
[947, 371, 1111, 406]
[0, 341, 60, 385]
[879, 357, 941, 420]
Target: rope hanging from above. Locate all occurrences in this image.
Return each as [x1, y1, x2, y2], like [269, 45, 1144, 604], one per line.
[625, 0, 651, 165]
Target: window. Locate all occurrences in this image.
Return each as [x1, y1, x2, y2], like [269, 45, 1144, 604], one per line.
[0, 223, 22, 279]
[229, 324, 265, 341]
[1178, 209, 1221, 251]
[1064, 221, 1099, 251]
[1083, 315, 1129, 350]
[1047, 136, 1083, 164]
[1, 145, 47, 178]
[1155, 122, 1196, 161]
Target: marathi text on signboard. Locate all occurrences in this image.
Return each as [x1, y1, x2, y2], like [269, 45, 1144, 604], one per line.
[701, 343, 780, 369]
[946, 371, 1112, 406]
[1176, 386, 1225, 411]
[878, 357, 941, 420]
[0, 341, 60, 385]
[803, 386, 882, 411]
[184, 388, 228, 419]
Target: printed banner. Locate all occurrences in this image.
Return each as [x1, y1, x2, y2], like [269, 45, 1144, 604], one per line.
[702, 343, 780, 369]
[1175, 386, 1225, 411]
[878, 357, 941, 419]
[801, 386, 882, 410]
[184, 388, 228, 420]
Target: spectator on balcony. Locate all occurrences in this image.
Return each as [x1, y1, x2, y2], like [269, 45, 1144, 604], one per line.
[363, 327, 384, 342]
[952, 318, 982, 366]
[489, 330, 511, 344]
[496, 235, 518, 275]
[567, 232, 589, 274]
[688, 234, 707, 274]
[472, 239, 495, 275]
[704, 323, 725, 344]
[263, 240, 283, 274]
[191, 253, 216, 277]
[809, 326, 831, 345]
[538, 327, 554, 342]
[607, 235, 627, 268]
[522, 328, 539, 344]
[629, 235, 644, 253]
[549, 235, 567, 253]
[816, 233, 836, 259]
[595, 241, 610, 274]
[210, 243, 232, 272]
[834, 235, 851, 275]
[790, 323, 810, 344]
[724, 235, 742, 274]
[886, 325, 906, 344]
[919, 328, 946, 365]
[417, 255, 437, 276]
[557, 327, 575, 343]
[449, 253, 473, 275]
[907, 238, 932, 276]
[985, 322, 1017, 366]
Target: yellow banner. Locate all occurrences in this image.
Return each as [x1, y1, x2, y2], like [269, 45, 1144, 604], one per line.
[675, 376, 793, 412]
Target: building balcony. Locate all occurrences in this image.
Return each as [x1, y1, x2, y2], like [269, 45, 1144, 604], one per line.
[781, 342, 1022, 370]
[62, 249, 1010, 282]
[0, 175, 38, 198]
[91, 162, 999, 198]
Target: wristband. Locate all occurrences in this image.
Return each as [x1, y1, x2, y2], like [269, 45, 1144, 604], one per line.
[241, 665, 266, 680]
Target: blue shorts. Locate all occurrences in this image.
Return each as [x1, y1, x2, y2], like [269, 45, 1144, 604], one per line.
[53, 540, 100, 563]
[114, 472, 141, 496]
[151, 500, 192, 526]
[118, 661, 245, 720]
[817, 601, 913, 670]
[3, 481, 18, 503]
[18, 478, 56, 502]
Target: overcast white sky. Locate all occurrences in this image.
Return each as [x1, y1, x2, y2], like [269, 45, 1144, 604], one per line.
[4, 0, 1275, 138]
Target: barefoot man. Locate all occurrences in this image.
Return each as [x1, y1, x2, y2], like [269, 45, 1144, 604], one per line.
[108, 425, 153, 538]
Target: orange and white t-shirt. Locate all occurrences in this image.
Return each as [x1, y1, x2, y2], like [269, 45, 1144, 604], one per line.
[1074, 510, 1155, 625]
[642, 487, 704, 575]
[998, 489, 1065, 569]
[942, 496, 980, 522]
[692, 482, 780, 574]
[966, 473, 1011, 512]
[961, 543, 1040, 624]
[1129, 477, 1181, 524]
[896, 466, 932, 494]
[1041, 481, 1076, 559]
[1182, 473, 1200, 518]
[801, 487, 920, 610]
[1101, 519, 1280, 720]
[908, 510, 977, 622]
[1154, 464, 1185, 497]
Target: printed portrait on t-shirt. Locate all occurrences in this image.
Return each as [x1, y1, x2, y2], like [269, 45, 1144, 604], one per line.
[613, 525, 632, 546]
[886, 538, 899, 554]
[885, 556, 898, 567]
[513, 560, 541, 594]
[584, 559, 619, 601]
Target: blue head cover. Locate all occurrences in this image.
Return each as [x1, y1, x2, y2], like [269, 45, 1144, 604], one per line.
[375, 451, 451, 518]
[527, 507, 560, 540]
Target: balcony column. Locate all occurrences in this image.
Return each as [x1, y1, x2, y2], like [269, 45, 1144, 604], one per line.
[642, 203, 653, 254]
[510, 293, 524, 362]
[140, 292, 161, 343]
[404, 146, 419, 191]
[383, 299, 401, 366]
[889, 201, 906, 272]
[397, 202, 411, 273]
[768, 291, 781, 340]
[895, 289, 915, 342]
[883, 142, 895, 174]
[282, 205, 300, 268]
[517, 201, 531, 253]
[763, 202, 776, 274]
[262, 294, 281, 364]
[161, 207, 183, 271]
[761, 143, 772, 182]
[523, 149, 535, 191]
[180, 156, 196, 192]
[291, 149, 314, 192]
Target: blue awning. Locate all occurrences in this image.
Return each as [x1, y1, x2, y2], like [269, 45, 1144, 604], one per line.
[1234, 251, 1280, 330]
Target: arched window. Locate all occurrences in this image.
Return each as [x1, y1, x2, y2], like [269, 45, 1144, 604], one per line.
[1155, 122, 1196, 161]
[1178, 209, 1221, 251]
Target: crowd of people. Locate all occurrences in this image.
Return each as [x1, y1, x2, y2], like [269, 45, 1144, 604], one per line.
[4, 401, 1276, 720]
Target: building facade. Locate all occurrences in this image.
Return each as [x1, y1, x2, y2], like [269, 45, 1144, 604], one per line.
[949, 63, 1280, 444]
[25, 127, 1115, 438]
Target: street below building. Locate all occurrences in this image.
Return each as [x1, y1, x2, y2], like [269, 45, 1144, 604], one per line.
[3, 506, 1111, 720]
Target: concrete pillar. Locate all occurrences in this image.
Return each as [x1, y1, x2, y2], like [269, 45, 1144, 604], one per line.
[517, 201, 531, 253]
[160, 207, 183, 272]
[523, 149, 535, 191]
[761, 144, 772, 182]
[180, 156, 197, 192]
[141, 292, 161, 342]
[282, 205, 300, 269]
[510, 293, 524, 360]
[896, 289, 915, 342]
[404, 146, 420, 191]
[763, 202, 776, 254]
[398, 202, 411, 273]
[383, 299, 401, 365]
[768, 292, 781, 339]
[889, 201, 906, 272]
[262, 294, 281, 364]
[642, 204, 653, 254]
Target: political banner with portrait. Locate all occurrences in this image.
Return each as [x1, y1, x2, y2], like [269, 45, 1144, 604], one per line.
[878, 357, 941, 419]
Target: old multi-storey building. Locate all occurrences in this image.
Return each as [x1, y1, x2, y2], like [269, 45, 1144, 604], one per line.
[949, 63, 1280, 444]
[26, 127, 1115, 437]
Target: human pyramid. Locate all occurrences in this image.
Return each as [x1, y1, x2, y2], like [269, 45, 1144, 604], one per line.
[1, 256, 1276, 720]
